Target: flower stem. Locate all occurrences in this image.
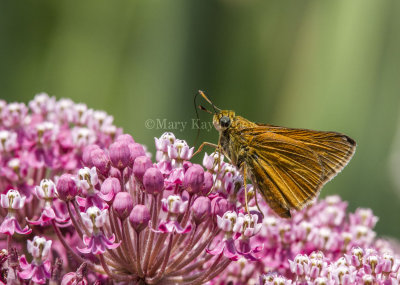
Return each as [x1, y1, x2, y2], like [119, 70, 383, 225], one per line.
[99, 254, 137, 281]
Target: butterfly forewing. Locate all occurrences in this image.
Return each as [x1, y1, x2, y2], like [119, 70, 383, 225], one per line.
[250, 125, 357, 181]
[232, 122, 356, 218]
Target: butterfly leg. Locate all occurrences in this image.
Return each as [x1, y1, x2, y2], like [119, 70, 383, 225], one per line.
[254, 190, 265, 219]
[243, 164, 250, 214]
[192, 142, 219, 157]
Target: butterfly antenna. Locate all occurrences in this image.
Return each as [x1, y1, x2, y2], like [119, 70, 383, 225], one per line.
[198, 90, 221, 113]
[194, 93, 213, 147]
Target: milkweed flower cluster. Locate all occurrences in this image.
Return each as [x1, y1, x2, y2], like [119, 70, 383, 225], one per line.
[0, 95, 399, 285]
[258, 248, 400, 285]
[216, 196, 400, 285]
[0, 93, 120, 245]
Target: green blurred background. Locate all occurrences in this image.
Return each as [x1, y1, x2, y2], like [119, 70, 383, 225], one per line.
[1, 0, 400, 238]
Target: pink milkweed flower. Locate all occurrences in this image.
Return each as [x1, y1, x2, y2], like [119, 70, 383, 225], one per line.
[259, 272, 292, 285]
[28, 92, 56, 115]
[35, 179, 57, 200]
[289, 254, 310, 276]
[235, 213, 264, 260]
[80, 206, 108, 234]
[161, 195, 188, 216]
[0, 189, 31, 235]
[78, 167, 99, 190]
[71, 127, 96, 148]
[77, 167, 106, 210]
[167, 139, 194, 168]
[207, 211, 241, 261]
[77, 206, 120, 255]
[0, 189, 25, 210]
[2, 102, 28, 128]
[156, 195, 192, 234]
[202, 151, 224, 173]
[89, 110, 114, 132]
[217, 211, 239, 236]
[330, 265, 357, 285]
[164, 167, 185, 190]
[18, 236, 52, 284]
[349, 208, 379, 228]
[235, 212, 263, 238]
[155, 132, 176, 162]
[345, 247, 364, 268]
[0, 130, 18, 153]
[28, 179, 70, 226]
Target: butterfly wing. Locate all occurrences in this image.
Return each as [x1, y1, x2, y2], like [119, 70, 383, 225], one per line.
[239, 126, 356, 218]
[254, 124, 357, 181]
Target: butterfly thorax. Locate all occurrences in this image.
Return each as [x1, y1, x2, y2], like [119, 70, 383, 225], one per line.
[214, 111, 256, 167]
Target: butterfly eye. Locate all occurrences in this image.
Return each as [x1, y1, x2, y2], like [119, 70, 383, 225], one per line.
[220, 116, 231, 128]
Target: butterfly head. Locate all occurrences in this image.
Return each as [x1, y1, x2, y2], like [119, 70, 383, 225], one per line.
[213, 110, 236, 132]
[196, 91, 236, 132]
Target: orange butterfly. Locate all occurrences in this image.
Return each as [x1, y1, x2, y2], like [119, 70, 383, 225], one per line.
[195, 91, 356, 218]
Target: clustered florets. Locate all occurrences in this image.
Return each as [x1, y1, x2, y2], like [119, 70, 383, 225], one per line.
[0, 94, 399, 285]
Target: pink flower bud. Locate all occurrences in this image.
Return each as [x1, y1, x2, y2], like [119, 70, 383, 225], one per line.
[56, 174, 78, 202]
[183, 164, 204, 194]
[82, 145, 100, 167]
[109, 167, 121, 180]
[129, 143, 146, 165]
[91, 148, 110, 175]
[129, 204, 150, 233]
[143, 168, 164, 195]
[133, 156, 153, 183]
[202, 172, 213, 195]
[192, 197, 211, 225]
[113, 192, 133, 220]
[211, 196, 229, 217]
[116, 134, 135, 144]
[109, 141, 131, 170]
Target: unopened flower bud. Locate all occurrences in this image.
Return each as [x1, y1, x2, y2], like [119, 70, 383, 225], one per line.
[211, 197, 229, 217]
[192, 197, 211, 224]
[109, 141, 131, 170]
[129, 143, 146, 165]
[143, 168, 164, 195]
[91, 148, 110, 175]
[56, 174, 78, 202]
[133, 156, 153, 183]
[129, 204, 150, 233]
[82, 145, 100, 167]
[116, 134, 135, 144]
[113, 192, 133, 220]
[183, 164, 204, 194]
[202, 172, 213, 195]
[109, 167, 121, 180]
